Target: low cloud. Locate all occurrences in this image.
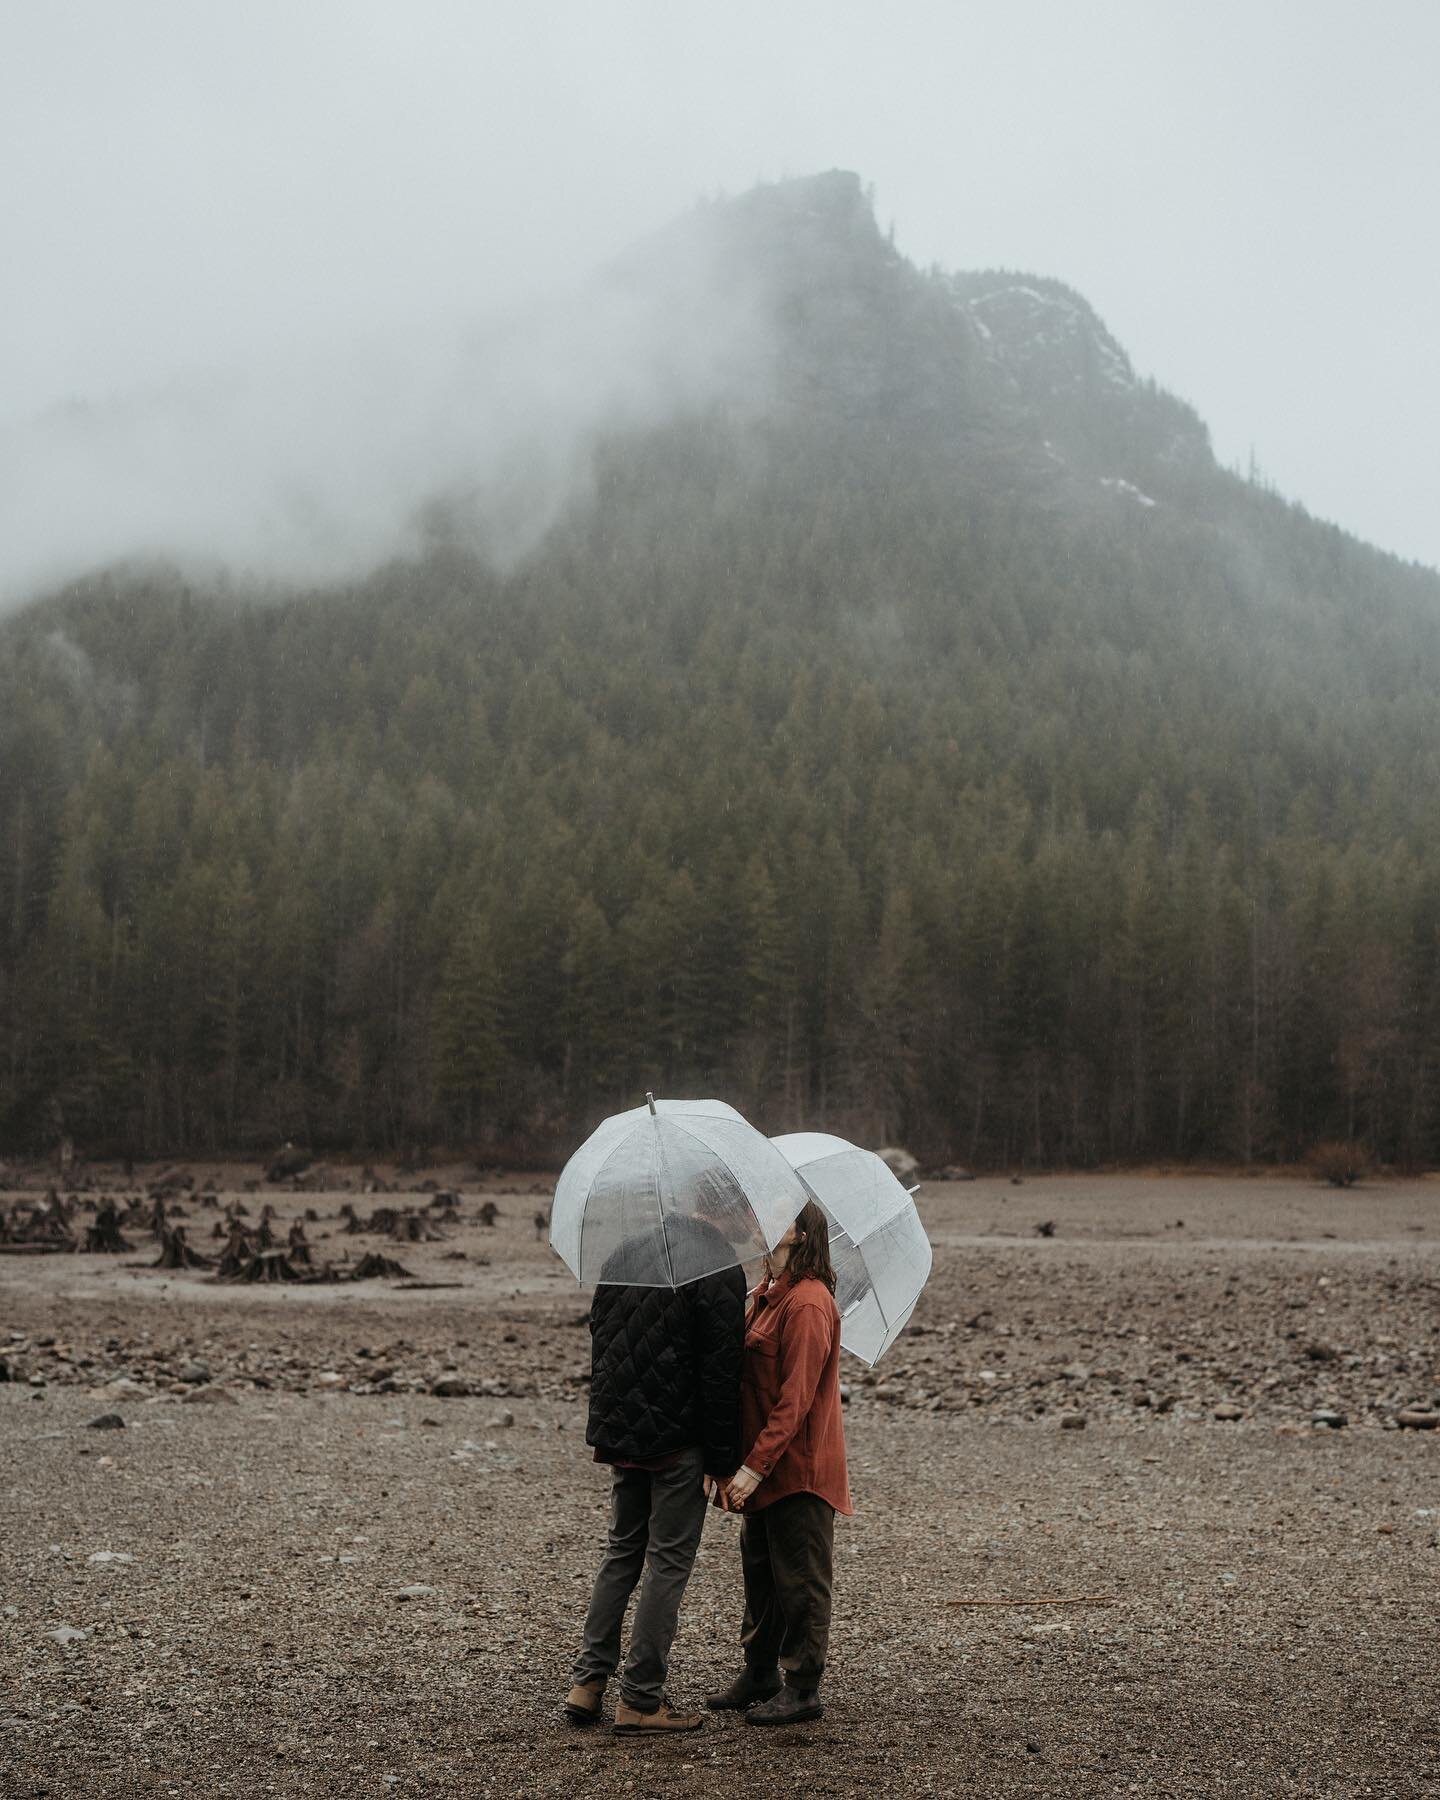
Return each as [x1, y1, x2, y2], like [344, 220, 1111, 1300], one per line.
[0, 210, 771, 610]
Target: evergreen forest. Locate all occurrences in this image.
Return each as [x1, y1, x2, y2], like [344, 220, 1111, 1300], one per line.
[3, 173, 1440, 1168]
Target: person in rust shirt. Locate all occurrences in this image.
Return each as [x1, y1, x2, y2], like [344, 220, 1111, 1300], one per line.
[707, 1199, 852, 1726]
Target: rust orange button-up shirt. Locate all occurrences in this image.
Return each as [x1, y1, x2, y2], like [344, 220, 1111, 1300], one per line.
[740, 1271, 853, 1516]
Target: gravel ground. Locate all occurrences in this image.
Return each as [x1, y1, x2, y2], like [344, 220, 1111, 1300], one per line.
[2, 1171, 1437, 1798]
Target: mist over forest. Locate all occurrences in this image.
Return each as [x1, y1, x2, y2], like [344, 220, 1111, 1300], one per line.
[4, 171, 1440, 1168]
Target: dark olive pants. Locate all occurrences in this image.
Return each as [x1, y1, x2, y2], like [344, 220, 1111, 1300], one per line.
[739, 1491, 835, 1689]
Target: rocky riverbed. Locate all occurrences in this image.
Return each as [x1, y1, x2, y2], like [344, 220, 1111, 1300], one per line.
[1, 1169, 1437, 1796]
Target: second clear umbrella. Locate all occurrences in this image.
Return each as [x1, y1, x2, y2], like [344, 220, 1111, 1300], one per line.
[772, 1131, 933, 1365]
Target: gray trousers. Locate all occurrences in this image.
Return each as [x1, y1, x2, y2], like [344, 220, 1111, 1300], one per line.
[572, 1447, 707, 1710]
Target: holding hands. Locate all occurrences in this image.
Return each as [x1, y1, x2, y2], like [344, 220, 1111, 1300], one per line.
[704, 1464, 762, 1510]
[726, 1464, 761, 1506]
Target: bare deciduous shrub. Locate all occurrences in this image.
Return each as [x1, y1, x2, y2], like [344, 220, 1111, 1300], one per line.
[1308, 1141, 1369, 1188]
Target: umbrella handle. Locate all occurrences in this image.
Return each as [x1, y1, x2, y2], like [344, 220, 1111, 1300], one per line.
[646, 1091, 657, 1115]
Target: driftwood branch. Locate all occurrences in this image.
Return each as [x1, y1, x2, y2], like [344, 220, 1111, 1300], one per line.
[947, 1594, 1117, 1608]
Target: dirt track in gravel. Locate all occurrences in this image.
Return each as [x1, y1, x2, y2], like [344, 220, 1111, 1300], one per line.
[2, 1170, 1437, 1797]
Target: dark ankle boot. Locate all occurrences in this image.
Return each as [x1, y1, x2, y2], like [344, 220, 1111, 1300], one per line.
[706, 1666, 782, 1710]
[746, 1684, 824, 1726]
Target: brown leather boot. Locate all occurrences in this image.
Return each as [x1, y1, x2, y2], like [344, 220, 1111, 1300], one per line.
[746, 1685, 823, 1726]
[563, 1679, 605, 1727]
[612, 1696, 704, 1735]
[706, 1667, 782, 1710]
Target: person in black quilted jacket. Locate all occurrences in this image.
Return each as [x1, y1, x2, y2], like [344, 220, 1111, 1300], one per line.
[564, 1210, 747, 1736]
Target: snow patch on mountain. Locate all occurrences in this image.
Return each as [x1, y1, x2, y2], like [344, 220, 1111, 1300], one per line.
[1100, 475, 1158, 508]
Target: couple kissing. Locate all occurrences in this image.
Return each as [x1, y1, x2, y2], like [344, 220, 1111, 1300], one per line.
[564, 1197, 852, 1734]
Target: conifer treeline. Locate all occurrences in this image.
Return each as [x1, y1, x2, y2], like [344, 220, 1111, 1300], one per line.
[3, 413, 1440, 1166]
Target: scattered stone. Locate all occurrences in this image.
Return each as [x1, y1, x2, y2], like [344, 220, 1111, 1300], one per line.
[1395, 1410, 1438, 1430]
[86, 1551, 134, 1565]
[177, 1360, 211, 1384]
[148, 1166, 194, 1196]
[49, 1625, 89, 1648]
[431, 1374, 471, 1398]
[182, 1385, 238, 1406]
[265, 1142, 312, 1183]
[1311, 1409, 1347, 1429]
[85, 1413, 125, 1431]
[1035, 1220, 1055, 1237]
[1059, 1412, 1087, 1430]
[394, 1584, 437, 1601]
[1213, 1404, 1244, 1422]
[877, 1146, 919, 1180]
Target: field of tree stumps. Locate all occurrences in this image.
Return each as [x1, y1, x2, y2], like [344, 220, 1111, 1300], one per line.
[2, 1157, 1437, 1797]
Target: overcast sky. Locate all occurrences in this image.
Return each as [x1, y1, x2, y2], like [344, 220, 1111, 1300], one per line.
[3, 0, 1437, 587]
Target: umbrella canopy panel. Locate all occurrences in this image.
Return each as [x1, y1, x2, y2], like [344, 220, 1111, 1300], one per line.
[828, 1205, 931, 1365]
[553, 1099, 811, 1288]
[772, 1131, 934, 1366]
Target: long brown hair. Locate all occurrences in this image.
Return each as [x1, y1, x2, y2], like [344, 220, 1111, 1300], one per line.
[784, 1200, 836, 1293]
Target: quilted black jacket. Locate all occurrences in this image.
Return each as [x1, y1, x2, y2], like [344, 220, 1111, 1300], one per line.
[586, 1216, 747, 1478]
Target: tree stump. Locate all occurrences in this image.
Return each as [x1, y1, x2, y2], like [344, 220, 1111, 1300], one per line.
[153, 1225, 214, 1270]
[215, 1223, 254, 1278]
[85, 1200, 134, 1254]
[348, 1251, 414, 1280]
[389, 1210, 445, 1243]
[220, 1248, 311, 1283]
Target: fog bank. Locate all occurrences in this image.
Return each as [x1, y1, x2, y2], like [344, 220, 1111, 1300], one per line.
[0, 223, 770, 608]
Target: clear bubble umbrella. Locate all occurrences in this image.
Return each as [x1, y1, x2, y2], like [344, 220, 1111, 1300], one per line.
[551, 1095, 812, 1288]
[771, 1131, 933, 1365]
